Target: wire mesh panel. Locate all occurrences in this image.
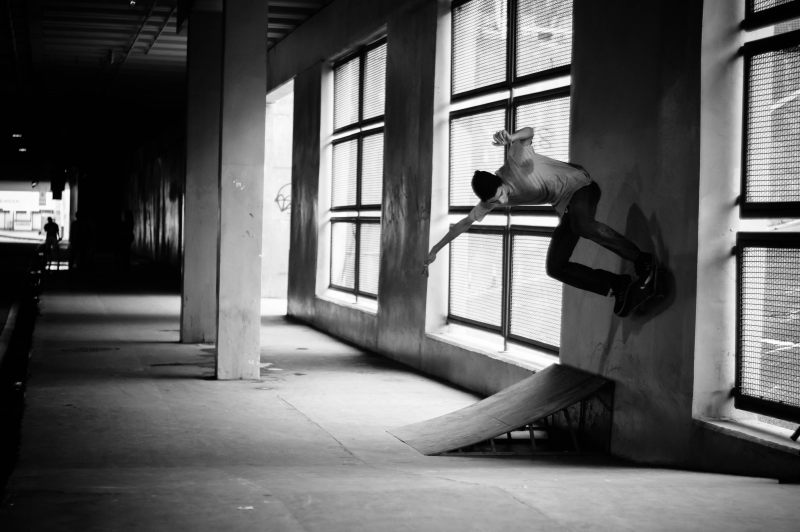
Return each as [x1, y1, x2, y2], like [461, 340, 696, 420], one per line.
[449, 230, 504, 329]
[331, 139, 358, 208]
[749, 0, 797, 14]
[330, 221, 357, 290]
[333, 56, 359, 130]
[452, 0, 508, 96]
[509, 231, 561, 349]
[360, 133, 384, 205]
[744, 37, 800, 212]
[737, 235, 800, 422]
[358, 222, 381, 296]
[515, 94, 571, 161]
[515, 0, 572, 79]
[450, 108, 507, 207]
[363, 42, 387, 122]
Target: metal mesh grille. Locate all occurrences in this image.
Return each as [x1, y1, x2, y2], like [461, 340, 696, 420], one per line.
[333, 57, 359, 130]
[331, 221, 357, 290]
[449, 231, 504, 328]
[510, 232, 562, 348]
[515, 0, 572, 78]
[750, 0, 796, 13]
[452, 0, 508, 95]
[361, 133, 384, 205]
[363, 43, 387, 121]
[745, 44, 800, 204]
[449, 109, 507, 207]
[515, 95, 571, 161]
[738, 244, 800, 412]
[358, 222, 381, 296]
[331, 139, 358, 208]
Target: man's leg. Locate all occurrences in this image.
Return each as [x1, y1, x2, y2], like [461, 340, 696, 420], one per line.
[546, 208, 630, 297]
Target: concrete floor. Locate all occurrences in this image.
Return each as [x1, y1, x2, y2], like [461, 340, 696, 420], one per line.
[1, 283, 799, 531]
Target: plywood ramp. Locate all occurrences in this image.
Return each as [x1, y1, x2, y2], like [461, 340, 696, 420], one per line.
[389, 364, 610, 455]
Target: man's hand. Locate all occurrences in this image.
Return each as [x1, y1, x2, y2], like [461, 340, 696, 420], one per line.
[422, 251, 437, 276]
[492, 130, 512, 146]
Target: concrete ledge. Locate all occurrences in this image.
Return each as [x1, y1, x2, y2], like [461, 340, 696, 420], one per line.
[695, 417, 800, 456]
[0, 302, 19, 370]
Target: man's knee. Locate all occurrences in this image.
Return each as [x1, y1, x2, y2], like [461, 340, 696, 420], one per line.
[545, 255, 566, 280]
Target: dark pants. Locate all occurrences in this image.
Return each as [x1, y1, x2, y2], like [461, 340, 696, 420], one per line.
[546, 182, 640, 296]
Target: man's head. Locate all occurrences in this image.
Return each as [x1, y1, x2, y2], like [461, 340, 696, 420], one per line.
[471, 170, 503, 203]
[47, 217, 53, 223]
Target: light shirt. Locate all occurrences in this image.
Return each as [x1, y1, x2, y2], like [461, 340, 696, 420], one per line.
[468, 140, 591, 221]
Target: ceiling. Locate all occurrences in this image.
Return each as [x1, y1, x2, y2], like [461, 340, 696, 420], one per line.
[1, 0, 331, 177]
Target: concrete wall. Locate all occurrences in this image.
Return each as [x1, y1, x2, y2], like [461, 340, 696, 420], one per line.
[124, 132, 184, 269]
[274, 0, 800, 477]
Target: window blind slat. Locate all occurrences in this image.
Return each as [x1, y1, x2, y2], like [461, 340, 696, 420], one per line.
[450, 109, 507, 207]
[449, 232, 504, 328]
[452, 0, 508, 95]
[515, 0, 573, 78]
[510, 233, 561, 348]
[363, 43, 387, 121]
[334, 57, 359, 130]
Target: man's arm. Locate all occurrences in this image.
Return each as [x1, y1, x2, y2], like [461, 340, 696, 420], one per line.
[423, 215, 475, 274]
[492, 127, 534, 146]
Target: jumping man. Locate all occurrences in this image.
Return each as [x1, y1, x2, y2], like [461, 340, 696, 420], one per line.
[423, 127, 654, 317]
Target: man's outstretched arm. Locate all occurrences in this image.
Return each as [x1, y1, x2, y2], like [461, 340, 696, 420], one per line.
[422, 216, 475, 274]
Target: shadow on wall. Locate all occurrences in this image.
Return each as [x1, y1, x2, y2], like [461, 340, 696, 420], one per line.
[594, 203, 678, 372]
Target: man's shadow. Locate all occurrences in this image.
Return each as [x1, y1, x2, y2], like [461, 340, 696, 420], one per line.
[595, 203, 677, 372]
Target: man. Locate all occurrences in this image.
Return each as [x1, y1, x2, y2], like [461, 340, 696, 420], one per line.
[424, 127, 654, 317]
[42, 216, 61, 267]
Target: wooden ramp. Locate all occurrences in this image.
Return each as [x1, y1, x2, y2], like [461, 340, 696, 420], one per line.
[389, 364, 611, 455]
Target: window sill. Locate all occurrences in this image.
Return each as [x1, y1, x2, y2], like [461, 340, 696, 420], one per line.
[426, 322, 557, 373]
[695, 416, 800, 456]
[319, 289, 378, 315]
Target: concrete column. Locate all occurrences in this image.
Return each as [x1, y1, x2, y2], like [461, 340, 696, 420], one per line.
[216, 0, 267, 379]
[181, 10, 222, 343]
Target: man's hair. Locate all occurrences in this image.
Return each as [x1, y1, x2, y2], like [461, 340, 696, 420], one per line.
[471, 170, 502, 202]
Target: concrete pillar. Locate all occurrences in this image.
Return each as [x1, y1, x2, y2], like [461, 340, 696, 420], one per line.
[216, 0, 267, 379]
[181, 10, 222, 343]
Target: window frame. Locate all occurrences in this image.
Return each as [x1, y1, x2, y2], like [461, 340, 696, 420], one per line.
[742, 0, 800, 31]
[740, 29, 800, 218]
[734, 231, 800, 424]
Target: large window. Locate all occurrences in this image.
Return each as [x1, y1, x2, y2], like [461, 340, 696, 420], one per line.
[329, 40, 387, 299]
[447, 0, 573, 353]
[736, 1, 800, 426]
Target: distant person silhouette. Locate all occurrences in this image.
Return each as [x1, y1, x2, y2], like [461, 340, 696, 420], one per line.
[42, 216, 61, 268]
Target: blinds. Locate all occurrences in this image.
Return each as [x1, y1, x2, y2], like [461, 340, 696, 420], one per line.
[330, 221, 357, 290]
[331, 139, 358, 208]
[449, 231, 504, 328]
[745, 42, 800, 206]
[363, 43, 387, 122]
[449, 108, 506, 207]
[515, 0, 573, 79]
[360, 133, 384, 205]
[515, 94, 571, 161]
[333, 57, 359, 130]
[510, 232, 562, 348]
[358, 222, 381, 296]
[452, 0, 507, 95]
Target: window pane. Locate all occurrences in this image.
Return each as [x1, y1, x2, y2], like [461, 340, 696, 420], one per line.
[449, 231, 504, 328]
[332, 139, 358, 208]
[745, 44, 800, 204]
[363, 43, 387, 121]
[452, 0, 508, 95]
[750, 0, 797, 14]
[510, 232, 561, 348]
[331, 221, 357, 290]
[334, 56, 359, 130]
[739, 244, 800, 411]
[450, 109, 507, 207]
[515, 94, 571, 161]
[516, 0, 572, 78]
[361, 132, 384, 205]
[358, 222, 381, 296]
